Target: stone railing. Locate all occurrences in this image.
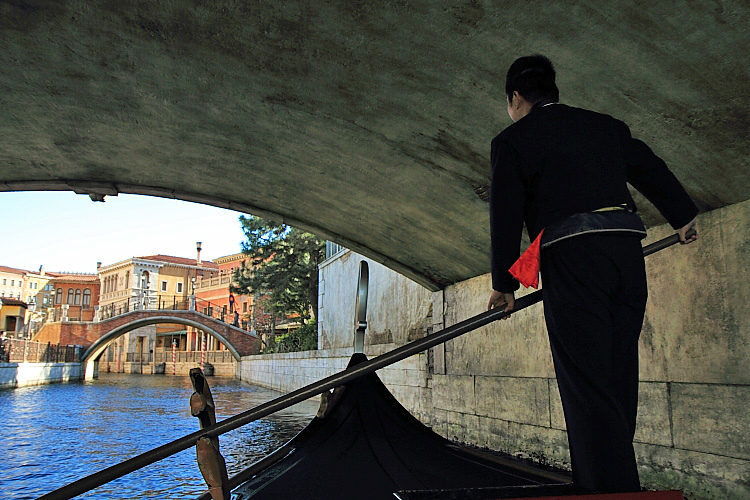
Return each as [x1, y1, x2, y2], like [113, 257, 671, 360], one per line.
[0, 338, 83, 363]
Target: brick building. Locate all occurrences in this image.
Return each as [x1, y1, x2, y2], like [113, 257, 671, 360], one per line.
[49, 273, 100, 322]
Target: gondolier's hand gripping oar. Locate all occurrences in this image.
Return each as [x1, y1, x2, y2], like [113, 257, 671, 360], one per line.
[34, 229, 696, 500]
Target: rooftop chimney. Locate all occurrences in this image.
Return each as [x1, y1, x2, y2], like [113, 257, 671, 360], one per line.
[96, 262, 101, 269]
[196, 242, 202, 266]
[39, 265, 45, 276]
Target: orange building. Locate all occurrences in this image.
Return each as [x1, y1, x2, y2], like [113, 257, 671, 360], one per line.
[189, 252, 254, 350]
[194, 253, 252, 322]
[49, 274, 100, 322]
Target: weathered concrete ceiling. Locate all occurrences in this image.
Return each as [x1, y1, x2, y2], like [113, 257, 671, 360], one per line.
[1, 1, 748, 290]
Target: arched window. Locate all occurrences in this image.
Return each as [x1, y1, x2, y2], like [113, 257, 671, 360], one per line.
[83, 288, 91, 307]
[125, 271, 130, 289]
[67, 288, 74, 304]
[74, 289, 82, 305]
[55, 288, 63, 304]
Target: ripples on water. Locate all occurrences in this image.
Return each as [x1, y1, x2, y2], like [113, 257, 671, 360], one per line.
[1, 373, 320, 499]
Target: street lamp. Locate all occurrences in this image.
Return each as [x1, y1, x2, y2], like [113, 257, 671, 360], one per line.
[49, 290, 57, 321]
[141, 272, 149, 310]
[190, 276, 196, 312]
[26, 301, 36, 339]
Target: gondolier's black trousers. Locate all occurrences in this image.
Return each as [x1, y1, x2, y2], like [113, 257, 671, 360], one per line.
[541, 234, 647, 493]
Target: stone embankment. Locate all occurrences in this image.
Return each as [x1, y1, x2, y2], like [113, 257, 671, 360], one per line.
[0, 339, 84, 389]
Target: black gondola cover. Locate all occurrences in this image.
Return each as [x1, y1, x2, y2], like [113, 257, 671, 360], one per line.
[232, 354, 571, 500]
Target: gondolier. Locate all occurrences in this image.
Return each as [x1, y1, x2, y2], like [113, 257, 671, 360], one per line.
[487, 55, 698, 493]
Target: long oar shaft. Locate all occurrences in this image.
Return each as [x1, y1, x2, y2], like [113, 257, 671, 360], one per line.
[38, 229, 693, 500]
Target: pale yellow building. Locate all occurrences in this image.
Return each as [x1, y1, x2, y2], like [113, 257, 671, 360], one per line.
[0, 265, 56, 335]
[96, 253, 220, 372]
[0, 265, 26, 301]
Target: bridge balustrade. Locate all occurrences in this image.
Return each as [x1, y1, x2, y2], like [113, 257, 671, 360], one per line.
[98, 295, 192, 321]
[0, 338, 82, 363]
[194, 297, 240, 326]
[154, 350, 234, 364]
[125, 352, 154, 363]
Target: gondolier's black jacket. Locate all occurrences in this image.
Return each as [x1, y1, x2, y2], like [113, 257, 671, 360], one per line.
[490, 102, 698, 293]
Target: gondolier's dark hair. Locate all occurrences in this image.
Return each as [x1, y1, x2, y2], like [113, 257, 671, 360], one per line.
[506, 55, 559, 104]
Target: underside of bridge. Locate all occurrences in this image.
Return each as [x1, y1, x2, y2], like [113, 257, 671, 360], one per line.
[1, 1, 747, 290]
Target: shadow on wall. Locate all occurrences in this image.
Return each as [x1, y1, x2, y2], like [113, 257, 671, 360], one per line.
[0, 363, 20, 389]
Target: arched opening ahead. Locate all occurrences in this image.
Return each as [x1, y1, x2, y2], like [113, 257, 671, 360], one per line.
[82, 315, 241, 380]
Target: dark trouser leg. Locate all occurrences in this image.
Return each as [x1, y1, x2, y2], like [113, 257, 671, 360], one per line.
[541, 235, 647, 493]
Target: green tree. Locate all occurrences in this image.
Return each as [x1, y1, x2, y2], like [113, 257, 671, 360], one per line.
[275, 320, 318, 353]
[231, 215, 325, 335]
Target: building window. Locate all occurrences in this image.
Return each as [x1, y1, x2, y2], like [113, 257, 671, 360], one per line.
[10, 280, 14, 286]
[325, 241, 346, 260]
[1, 279, 5, 285]
[67, 288, 74, 305]
[1, 292, 4, 297]
[83, 289, 91, 307]
[56, 288, 63, 304]
[161, 281, 168, 292]
[74, 289, 82, 305]
[243, 302, 248, 313]
[125, 271, 130, 289]
[176, 282, 184, 293]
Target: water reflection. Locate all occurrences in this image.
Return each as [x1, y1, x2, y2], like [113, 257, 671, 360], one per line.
[1, 373, 319, 499]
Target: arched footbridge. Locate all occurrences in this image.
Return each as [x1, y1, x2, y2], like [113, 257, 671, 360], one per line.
[78, 306, 262, 379]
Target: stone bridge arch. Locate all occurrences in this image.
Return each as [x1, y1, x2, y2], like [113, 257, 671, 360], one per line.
[81, 310, 261, 379]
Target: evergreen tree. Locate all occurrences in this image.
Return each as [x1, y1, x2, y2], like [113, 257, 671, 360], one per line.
[231, 215, 325, 333]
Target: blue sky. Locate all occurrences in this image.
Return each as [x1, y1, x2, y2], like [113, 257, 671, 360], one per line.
[0, 191, 249, 274]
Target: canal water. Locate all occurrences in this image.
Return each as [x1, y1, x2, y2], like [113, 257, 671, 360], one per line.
[2, 373, 320, 499]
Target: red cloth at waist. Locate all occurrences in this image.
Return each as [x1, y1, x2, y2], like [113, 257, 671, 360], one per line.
[508, 229, 544, 289]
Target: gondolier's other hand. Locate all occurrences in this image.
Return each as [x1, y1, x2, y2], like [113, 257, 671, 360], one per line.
[488, 290, 515, 319]
[678, 217, 698, 244]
